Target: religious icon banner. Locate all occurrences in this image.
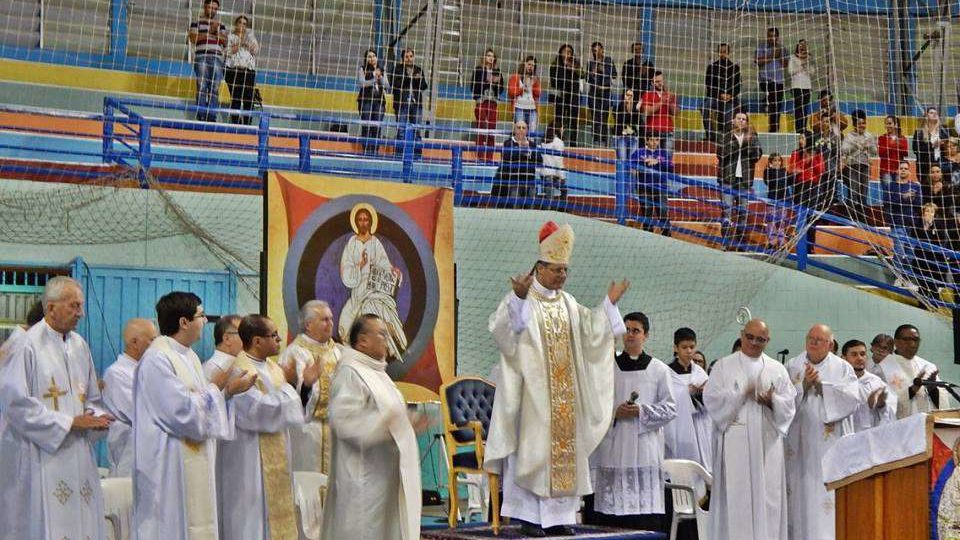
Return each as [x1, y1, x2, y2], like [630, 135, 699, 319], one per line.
[265, 172, 455, 401]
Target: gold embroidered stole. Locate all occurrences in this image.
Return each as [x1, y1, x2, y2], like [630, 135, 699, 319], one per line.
[154, 337, 217, 540]
[235, 353, 298, 540]
[292, 334, 338, 475]
[532, 290, 578, 496]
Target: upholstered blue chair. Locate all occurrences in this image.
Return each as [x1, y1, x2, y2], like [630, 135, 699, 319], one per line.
[439, 376, 500, 533]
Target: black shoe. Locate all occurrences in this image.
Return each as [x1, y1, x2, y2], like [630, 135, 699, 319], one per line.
[519, 521, 547, 537]
[544, 525, 577, 536]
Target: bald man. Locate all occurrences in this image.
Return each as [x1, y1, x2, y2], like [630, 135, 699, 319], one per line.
[784, 324, 860, 540]
[103, 318, 157, 476]
[704, 319, 796, 540]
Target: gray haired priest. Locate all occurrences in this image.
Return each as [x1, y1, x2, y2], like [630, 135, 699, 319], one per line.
[485, 221, 630, 537]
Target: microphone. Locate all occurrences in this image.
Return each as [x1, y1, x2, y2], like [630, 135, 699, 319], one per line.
[914, 378, 957, 388]
[778, 349, 789, 356]
[627, 391, 639, 404]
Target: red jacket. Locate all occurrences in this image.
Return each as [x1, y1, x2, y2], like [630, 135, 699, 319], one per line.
[507, 74, 541, 108]
[640, 90, 677, 134]
[789, 150, 825, 183]
[878, 134, 908, 175]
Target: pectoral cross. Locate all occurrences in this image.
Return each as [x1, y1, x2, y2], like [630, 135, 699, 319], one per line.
[44, 377, 67, 411]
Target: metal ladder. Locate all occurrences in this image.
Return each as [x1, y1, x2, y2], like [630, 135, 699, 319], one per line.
[424, 0, 463, 123]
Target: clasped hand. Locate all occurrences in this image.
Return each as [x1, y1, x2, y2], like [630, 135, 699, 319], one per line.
[615, 402, 640, 420]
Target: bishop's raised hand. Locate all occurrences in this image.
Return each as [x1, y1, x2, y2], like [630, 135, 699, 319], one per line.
[607, 279, 631, 304]
[510, 273, 534, 299]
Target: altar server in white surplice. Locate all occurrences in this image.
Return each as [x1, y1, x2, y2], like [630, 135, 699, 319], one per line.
[587, 311, 676, 530]
[202, 314, 243, 381]
[322, 314, 424, 540]
[217, 314, 304, 540]
[484, 221, 631, 537]
[841, 339, 896, 432]
[132, 291, 257, 540]
[103, 318, 157, 476]
[663, 326, 712, 471]
[878, 324, 950, 419]
[785, 324, 860, 540]
[0, 276, 114, 540]
[704, 318, 797, 540]
[278, 299, 341, 474]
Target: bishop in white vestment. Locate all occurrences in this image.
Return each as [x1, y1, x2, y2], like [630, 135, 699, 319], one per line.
[484, 222, 630, 535]
[321, 315, 422, 540]
[103, 318, 156, 476]
[278, 300, 341, 474]
[133, 292, 255, 540]
[0, 277, 113, 540]
[589, 312, 676, 527]
[217, 315, 304, 540]
[704, 319, 796, 540]
[878, 324, 950, 419]
[841, 339, 896, 432]
[784, 324, 861, 540]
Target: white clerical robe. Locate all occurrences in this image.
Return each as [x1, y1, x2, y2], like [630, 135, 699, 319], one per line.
[852, 371, 897, 432]
[321, 347, 421, 540]
[868, 359, 886, 380]
[202, 349, 235, 381]
[217, 353, 304, 540]
[278, 334, 341, 473]
[879, 353, 950, 419]
[103, 353, 137, 476]
[704, 352, 797, 540]
[590, 354, 677, 515]
[132, 336, 233, 540]
[0, 320, 107, 540]
[784, 352, 860, 540]
[663, 361, 712, 472]
[484, 279, 625, 527]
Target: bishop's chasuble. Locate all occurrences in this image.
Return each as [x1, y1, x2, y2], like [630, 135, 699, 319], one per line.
[0, 320, 107, 540]
[217, 352, 303, 540]
[132, 336, 232, 540]
[484, 278, 625, 527]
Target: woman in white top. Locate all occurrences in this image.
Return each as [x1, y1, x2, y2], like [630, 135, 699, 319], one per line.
[788, 39, 811, 133]
[539, 121, 566, 199]
[224, 15, 260, 125]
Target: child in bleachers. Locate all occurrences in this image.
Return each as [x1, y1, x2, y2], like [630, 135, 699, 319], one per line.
[539, 121, 567, 199]
[763, 153, 792, 249]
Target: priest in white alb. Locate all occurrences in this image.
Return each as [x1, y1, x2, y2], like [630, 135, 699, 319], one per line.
[0, 276, 114, 540]
[784, 324, 860, 540]
[202, 314, 242, 381]
[878, 324, 950, 419]
[278, 299, 341, 474]
[704, 318, 796, 540]
[841, 339, 896, 432]
[663, 326, 712, 471]
[587, 311, 676, 529]
[321, 314, 423, 540]
[484, 221, 630, 536]
[132, 291, 256, 540]
[103, 317, 157, 476]
[217, 314, 304, 540]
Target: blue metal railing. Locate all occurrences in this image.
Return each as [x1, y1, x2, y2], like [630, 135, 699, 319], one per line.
[6, 96, 959, 309]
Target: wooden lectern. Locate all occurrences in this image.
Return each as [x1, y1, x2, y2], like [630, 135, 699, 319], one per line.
[826, 410, 960, 540]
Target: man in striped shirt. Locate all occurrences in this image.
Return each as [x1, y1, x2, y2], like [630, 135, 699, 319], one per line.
[188, 0, 227, 122]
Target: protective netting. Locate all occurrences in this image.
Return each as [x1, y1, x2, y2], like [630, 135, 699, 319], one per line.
[1, 0, 959, 341]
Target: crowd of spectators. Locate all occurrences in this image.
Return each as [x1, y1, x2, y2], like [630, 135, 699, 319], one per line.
[184, 5, 957, 293]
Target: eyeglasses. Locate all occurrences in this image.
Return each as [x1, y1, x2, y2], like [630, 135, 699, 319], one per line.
[806, 336, 829, 344]
[896, 336, 921, 342]
[259, 331, 281, 340]
[190, 313, 208, 321]
[743, 333, 769, 344]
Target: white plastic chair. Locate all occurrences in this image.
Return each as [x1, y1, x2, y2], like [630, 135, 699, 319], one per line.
[293, 471, 328, 540]
[664, 459, 712, 540]
[101, 477, 133, 540]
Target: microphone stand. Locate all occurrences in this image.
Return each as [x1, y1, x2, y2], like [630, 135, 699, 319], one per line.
[916, 379, 960, 404]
